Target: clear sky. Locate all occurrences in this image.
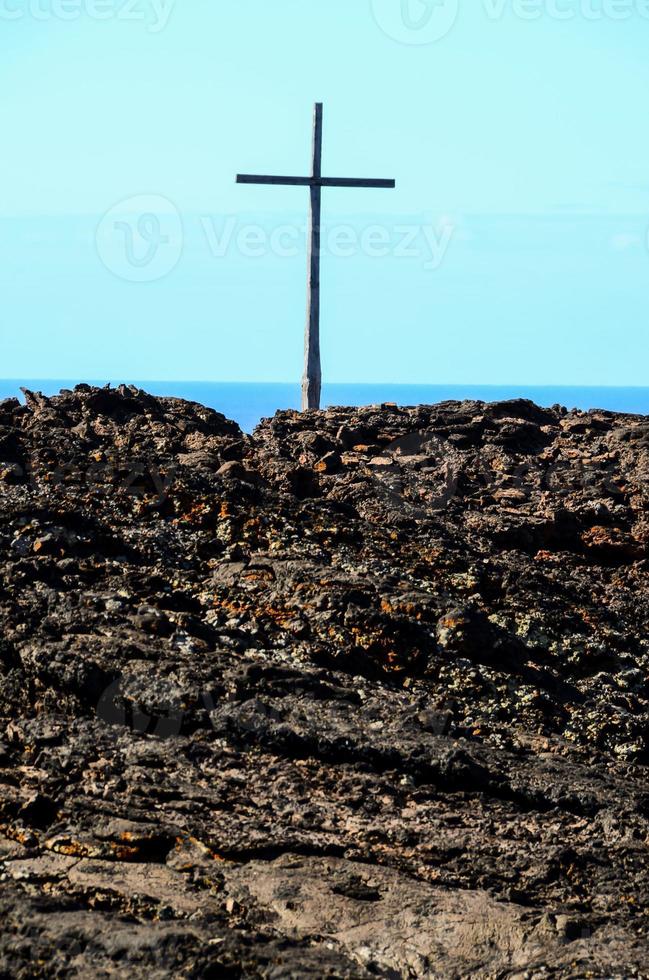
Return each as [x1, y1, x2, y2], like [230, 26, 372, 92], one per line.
[1, 0, 649, 383]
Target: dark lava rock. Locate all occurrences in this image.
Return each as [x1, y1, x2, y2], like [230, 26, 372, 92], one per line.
[1, 385, 649, 977]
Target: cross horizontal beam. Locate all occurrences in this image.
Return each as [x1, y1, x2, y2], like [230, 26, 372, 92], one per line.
[324, 177, 396, 188]
[237, 174, 395, 189]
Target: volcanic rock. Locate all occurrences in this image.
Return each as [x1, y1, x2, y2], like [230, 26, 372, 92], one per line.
[1, 384, 649, 977]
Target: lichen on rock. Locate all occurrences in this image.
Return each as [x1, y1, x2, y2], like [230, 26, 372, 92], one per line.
[1, 385, 648, 977]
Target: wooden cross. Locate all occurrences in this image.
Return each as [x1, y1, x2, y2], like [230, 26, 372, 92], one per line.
[237, 103, 395, 411]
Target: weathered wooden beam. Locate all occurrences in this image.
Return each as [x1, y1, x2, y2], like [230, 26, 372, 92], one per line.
[236, 175, 396, 189]
[302, 103, 323, 412]
[236, 174, 312, 186]
[321, 177, 396, 188]
[312, 103, 323, 180]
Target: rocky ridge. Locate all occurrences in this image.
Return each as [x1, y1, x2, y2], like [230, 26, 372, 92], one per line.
[0, 384, 648, 977]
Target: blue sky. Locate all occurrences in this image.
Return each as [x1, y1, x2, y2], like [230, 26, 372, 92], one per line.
[1, 0, 649, 383]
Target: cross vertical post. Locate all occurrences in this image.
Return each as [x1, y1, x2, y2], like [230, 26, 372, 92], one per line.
[236, 104, 395, 412]
[303, 103, 323, 411]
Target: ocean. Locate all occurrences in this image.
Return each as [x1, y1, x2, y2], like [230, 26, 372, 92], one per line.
[1, 381, 648, 434]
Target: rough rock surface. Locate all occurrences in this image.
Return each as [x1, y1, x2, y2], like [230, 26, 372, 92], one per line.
[1, 384, 649, 978]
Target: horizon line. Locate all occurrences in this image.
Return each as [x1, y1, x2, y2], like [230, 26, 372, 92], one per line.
[3, 380, 649, 391]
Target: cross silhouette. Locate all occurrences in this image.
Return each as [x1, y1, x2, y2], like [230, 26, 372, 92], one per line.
[237, 103, 395, 411]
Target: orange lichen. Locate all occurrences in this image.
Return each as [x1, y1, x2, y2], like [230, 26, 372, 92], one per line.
[173, 835, 227, 864]
[111, 844, 141, 860]
[212, 595, 294, 628]
[46, 838, 93, 858]
[381, 599, 421, 618]
[1, 824, 38, 847]
[243, 569, 275, 583]
[174, 502, 214, 524]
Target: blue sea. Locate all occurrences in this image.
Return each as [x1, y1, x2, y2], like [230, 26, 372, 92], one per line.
[1, 381, 648, 434]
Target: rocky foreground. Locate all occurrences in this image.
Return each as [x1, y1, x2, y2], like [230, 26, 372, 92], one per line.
[1, 386, 649, 978]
